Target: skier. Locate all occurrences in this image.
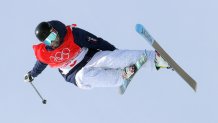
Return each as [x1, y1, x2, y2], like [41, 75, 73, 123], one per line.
[24, 20, 170, 89]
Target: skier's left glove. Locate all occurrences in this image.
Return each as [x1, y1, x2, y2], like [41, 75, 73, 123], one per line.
[24, 71, 34, 82]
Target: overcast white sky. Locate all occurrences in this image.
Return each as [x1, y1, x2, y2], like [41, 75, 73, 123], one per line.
[0, 0, 218, 123]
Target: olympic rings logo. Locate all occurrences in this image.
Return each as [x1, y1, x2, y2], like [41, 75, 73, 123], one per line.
[50, 48, 71, 63]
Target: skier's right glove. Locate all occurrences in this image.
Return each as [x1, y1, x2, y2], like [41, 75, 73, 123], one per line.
[24, 71, 34, 82]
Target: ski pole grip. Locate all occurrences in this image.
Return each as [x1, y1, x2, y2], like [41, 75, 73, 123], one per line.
[135, 24, 155, 45]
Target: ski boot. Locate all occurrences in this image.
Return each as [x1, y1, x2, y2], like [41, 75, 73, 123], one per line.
[122, 65, 137, 80]
[155, 51, 172, 70]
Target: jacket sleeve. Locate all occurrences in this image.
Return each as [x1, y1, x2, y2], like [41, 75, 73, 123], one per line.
[72, 27, 117, 51]
[30, 60, 48, 77]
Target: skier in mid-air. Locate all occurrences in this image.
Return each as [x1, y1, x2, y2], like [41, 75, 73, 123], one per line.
[24, 20, 170, 89]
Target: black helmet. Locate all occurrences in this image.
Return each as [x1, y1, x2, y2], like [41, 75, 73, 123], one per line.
[35, 22, 52, 42]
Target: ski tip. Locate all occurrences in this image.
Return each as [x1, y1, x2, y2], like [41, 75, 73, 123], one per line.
[135, 24, 144, 33]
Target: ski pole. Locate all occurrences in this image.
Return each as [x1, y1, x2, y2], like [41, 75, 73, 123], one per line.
[30, 82, 47, 104]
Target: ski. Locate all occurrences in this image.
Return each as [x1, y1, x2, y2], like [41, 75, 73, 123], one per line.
[135, 24, 197, 91]
[119, 54, 147, 94]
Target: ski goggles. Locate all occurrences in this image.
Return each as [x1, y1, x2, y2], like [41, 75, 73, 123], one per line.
[43, 29, 58, 46]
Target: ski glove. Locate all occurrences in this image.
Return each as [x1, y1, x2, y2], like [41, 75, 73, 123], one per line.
[24, 71, 34, 82]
